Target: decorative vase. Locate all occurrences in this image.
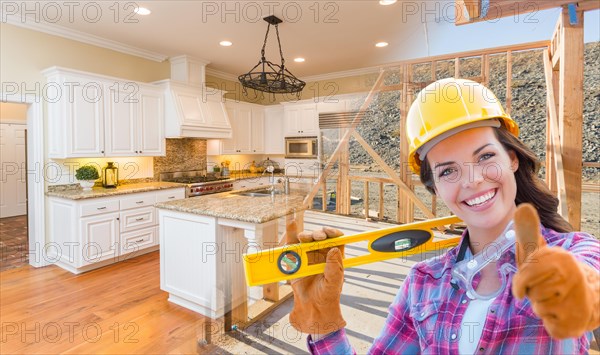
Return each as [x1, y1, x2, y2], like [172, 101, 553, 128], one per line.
[79, 180, 95, 191]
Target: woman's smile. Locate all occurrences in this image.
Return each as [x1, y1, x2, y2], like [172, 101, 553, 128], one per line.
[462, 188, 497, 208]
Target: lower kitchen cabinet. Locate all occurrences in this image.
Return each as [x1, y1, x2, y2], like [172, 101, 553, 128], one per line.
[80, 212, 120, 266]
[48, 187, 184, 274]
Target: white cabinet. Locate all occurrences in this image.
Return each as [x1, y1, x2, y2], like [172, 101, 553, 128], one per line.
[251, 107, 265, 153]
[283, 103, 318, 136]
[264, 105, 284, 154]
[222, 104, 252, 154]
[80, 212, 120, 266]
[137, 87, 165, 155]
[210, 101, 265, 154]
[105, 85, 165, 156]
[46, 73, 106, 157]
[44, 67, 165, 158]
[48, 187, 185, 273]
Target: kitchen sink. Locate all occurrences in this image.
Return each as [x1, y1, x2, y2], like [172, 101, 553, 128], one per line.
[233, 189, 282, 197]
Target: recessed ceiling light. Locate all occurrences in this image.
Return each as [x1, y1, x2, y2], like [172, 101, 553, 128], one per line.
[134, 7, 151, 15]
[294, 58, 305, 63]
[219, 41, 233, 47]
[375, 42, 389, 47]
[379, 0, 397, 5]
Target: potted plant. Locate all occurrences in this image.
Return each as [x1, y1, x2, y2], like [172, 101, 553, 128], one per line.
[75, 165, 99, 191]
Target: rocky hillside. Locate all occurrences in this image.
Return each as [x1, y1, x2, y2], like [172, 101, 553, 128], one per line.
[342, 42, 599, 181]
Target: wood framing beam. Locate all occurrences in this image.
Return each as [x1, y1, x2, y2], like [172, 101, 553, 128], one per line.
[351, 131, 437, 221]
[557, 9, 584, 229]
[399, 64, 414, 223]
[543, 49, 569, 217]
[506, 51, 513, 115]
[455, 0, 599, 25]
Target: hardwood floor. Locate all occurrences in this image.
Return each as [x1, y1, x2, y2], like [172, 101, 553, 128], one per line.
[0, 252, 221, 354]
[0, 215, 28, 272]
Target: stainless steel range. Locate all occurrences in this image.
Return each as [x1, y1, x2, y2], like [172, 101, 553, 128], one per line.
[159, 170, 234, 197]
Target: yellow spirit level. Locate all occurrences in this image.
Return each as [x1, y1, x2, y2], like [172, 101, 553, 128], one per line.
[243, 215, 462, 286]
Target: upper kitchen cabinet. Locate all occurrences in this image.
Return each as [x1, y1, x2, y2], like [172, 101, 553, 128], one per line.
[212, 101, 264, 154]
[45, 69, 105, 157]
[283, 102, 318, 137]
[43, 67, 165, 158]
[105, 83, 164, 156]
[263, 105, 284, 154]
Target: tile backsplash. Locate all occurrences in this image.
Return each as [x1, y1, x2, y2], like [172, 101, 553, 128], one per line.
[153, 138, 207, 179]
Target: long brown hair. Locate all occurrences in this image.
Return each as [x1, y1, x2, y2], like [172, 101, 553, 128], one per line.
[419, 127, 573, 233]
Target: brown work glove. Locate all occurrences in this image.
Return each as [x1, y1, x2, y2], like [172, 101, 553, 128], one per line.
[285, 219, 347, 335]
[512, 203, 600, 339]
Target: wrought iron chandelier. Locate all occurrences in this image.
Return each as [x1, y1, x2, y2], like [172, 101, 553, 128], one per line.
[238, 15, 305, 98]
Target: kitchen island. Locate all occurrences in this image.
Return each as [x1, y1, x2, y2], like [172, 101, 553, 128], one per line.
[155, 187, 308, 326]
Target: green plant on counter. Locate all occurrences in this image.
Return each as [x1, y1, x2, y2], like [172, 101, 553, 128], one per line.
[75, 165, 99, 181]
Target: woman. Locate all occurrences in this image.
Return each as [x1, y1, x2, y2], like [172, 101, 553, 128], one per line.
[287, 78, 600, 354]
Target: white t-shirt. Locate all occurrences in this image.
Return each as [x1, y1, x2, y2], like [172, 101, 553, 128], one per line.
[458, 297, 496, 354]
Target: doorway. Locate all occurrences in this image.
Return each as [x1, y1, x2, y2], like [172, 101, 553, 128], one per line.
[0, 103, 29, 271]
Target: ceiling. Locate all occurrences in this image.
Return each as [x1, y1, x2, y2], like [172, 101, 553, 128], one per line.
[8, 0, 451, 79]
[9, 0, 592, 80]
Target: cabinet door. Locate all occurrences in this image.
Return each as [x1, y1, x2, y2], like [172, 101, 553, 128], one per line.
[79, 212, 119, 266]
[251, 108, 265, 153]
[68, 78, 105, 156]
[221, 105, 237, 154]
[284, 107, 300, 136]
[105, 82, 137, 156]
[138, 87, 165, 156]
[235, 106, 252, 153]
[222, 104, 252, 154]
[264, 106, 285, 154]
[299, 105, 318, 135]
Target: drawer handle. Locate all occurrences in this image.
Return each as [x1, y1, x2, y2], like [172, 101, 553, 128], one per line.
[167, 196, 175, 199]
[97, 207, 107, 210]
[135, 238, 144, 243]
[135, 217, 145, 221]
[135, 201, 144, 204]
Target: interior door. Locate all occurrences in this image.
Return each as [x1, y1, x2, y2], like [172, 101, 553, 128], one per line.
[0, 123, 27, 217]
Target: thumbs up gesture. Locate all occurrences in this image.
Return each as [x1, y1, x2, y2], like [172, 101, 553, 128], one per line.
[512, 203, 600, 339]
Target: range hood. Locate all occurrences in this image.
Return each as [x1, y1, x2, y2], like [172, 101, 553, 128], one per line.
[156, 56, 232, 139]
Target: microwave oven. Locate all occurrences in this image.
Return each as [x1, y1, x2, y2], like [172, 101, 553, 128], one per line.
[285, 137, 318, 159]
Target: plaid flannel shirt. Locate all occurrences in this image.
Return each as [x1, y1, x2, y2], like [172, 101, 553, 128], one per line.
[308, 226, 600, 354]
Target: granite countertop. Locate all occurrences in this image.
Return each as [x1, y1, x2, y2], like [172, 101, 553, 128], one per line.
[46, 182, 186, 200]
[155, 187, 309, 224]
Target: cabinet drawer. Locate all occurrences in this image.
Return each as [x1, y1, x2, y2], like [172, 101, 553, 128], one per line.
[120, 206, 155, 233]
[156, 188, 185, 203]
[121, 226, 157, 254]
[120, 192, 156, 210]
[80, 199, 120, 217]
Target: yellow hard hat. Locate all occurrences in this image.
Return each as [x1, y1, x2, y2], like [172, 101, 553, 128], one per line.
[406, 78, 519, 174]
